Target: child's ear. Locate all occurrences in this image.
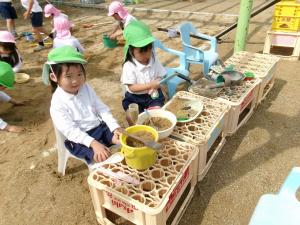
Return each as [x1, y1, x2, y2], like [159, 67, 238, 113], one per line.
[49, 73, 58, 82]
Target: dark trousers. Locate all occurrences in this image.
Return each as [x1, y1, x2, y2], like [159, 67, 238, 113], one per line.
[64, 123, 114, 164]
[122, 88, 165, 113]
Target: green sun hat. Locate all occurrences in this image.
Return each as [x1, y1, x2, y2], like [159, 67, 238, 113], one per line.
[0, 62, 15, 89]
[42, 46, 87, 85]
[123, 20, 156, 60]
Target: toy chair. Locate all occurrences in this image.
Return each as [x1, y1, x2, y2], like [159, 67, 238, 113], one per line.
[153, 39, 189, 98]
[53, 125, 90, 176]
[249, 167, 300, 225]
[179, 22, 219, 78]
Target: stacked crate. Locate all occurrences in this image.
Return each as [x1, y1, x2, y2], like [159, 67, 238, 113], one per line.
[224, 51, 280, 106]
[88, 138, 198, 225]
[264, 0, 300, 59]
[166, 91, 229, 181]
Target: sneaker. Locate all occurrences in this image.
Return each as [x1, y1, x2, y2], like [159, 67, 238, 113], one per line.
[33, 45, 45, 52]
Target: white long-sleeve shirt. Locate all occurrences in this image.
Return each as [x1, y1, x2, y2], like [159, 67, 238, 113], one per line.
[53, 36, 84, 54]
[0, 91, 11, 130]
[50, 84, 120, 148]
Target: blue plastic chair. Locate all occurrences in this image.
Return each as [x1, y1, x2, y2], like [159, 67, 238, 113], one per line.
[153, 39, 189, 98]
[179, 22, 219, 78]
[249, 167, 300, 225]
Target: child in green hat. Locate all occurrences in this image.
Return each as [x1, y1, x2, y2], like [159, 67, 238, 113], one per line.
[42, 46, 121, 164]
[121, 20, 166, 125]
[0, 61, 25, 133]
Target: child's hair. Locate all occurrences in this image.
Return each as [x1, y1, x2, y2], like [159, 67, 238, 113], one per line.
[50, 63, 85, 93]
[124, 42, 154, 65]
[0, 42, 19, 66]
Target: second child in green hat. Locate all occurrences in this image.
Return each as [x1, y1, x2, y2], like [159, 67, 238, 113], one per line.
[0, 62, 25, 133]
[42, 46, 121, 164]
[121, 20, 166, 125]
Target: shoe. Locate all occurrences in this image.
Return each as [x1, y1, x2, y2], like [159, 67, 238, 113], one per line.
[33, 45, 45, 52]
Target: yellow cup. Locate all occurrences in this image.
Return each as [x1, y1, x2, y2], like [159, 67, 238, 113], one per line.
[120, 125, 158, 170]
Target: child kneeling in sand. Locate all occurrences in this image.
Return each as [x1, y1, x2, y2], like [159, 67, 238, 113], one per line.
[42, 46, 121, 163]
[0, 62, 25, 133]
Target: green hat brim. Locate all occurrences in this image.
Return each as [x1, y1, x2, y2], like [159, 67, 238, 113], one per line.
[42, 58, 87, 85]
[123, 36, 156, 61]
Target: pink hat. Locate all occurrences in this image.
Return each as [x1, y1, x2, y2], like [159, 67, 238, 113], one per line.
[0, 31, 16, 43]
[54, 17, 72, 39]
[107, 1, 128, 19]
[44, 4, 61, 18]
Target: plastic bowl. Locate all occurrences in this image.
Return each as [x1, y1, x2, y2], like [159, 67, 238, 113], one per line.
[136, 109, 177, 140]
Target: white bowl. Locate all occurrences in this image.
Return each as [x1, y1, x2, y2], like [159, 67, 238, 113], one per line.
[15, 73, 30, 84]
[136, 109, 177, 140]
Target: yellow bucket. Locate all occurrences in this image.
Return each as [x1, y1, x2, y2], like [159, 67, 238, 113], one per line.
[120, 125, 159, 170]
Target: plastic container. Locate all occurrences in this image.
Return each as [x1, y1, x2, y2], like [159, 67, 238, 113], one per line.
[88, 138, 198, 225]
[167, 91, 229, 181]
[102, 34, 118, 48]
[272, 1, 300, 32]
[224, 51, 280, 106]
[136, 109, 177, 139]
[216, 79, 260, 135]
[120, 125, 159, 170]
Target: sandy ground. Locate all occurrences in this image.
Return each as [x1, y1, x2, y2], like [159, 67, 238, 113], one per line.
[0, 1, 300, 225]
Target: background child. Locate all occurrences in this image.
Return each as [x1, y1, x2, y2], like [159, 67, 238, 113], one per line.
[21, 0, 52, 51]
[107, 1, 136, 40]
[53, 16, 84, 54]
[42, 46, 121, 163]
[121, 20, 166, 125]
[0, 31, 23, 72]
[0, 0, 18, 37]
[0, 61, 25, 133]
[44, 3, 72, 39]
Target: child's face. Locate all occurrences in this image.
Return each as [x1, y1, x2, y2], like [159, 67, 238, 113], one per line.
[56, 64, 85, 94]
[0, 45, 12, 55]
[112, 13, 122, 21]
[0, 85, 6, 91]
[132, 47, 152, 65]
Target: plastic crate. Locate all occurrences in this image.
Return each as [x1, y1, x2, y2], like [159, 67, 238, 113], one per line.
[216, 79, 260, 136]
[272, 1, 300, 32]
[225, 51, 280, 106]
[88, 138, 198, 225]
[263, 30, 300, 60]
[164, 91, 229, 181]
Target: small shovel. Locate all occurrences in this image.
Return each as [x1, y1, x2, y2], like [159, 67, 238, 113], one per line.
[119, 128, 163, 150]
[90, 152, 124, 171]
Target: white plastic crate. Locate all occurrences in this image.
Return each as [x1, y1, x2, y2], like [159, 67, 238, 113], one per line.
[216, 78, 260, 135]
[225, 51, 280, 106]
[88, 138, 198, 225]
[164, 91, 229, 181]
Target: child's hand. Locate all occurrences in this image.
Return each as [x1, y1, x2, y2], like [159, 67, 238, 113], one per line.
[4, 125, 24, 133]
[150, 78, 161, 90]
[112, 128, 122, 144]
[109, 34, 117, 40]
[90, 140, 111, 162]
[23, 11, 30, 19]
[10, 99, 25, 106]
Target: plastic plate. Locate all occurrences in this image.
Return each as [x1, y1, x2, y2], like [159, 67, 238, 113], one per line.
[163, 96, 204, 123]
[15, 73, 30, 84]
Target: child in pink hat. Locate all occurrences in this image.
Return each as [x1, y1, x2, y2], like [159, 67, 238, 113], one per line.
[108, 1, 136, 40]
[0, 31, 23, 72]
[44, 4, 72, 39]
[53, 16, 84, 53]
